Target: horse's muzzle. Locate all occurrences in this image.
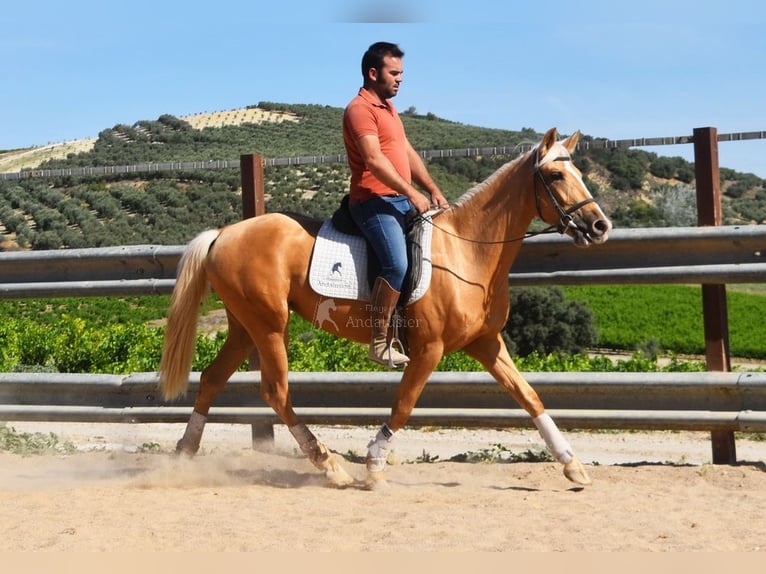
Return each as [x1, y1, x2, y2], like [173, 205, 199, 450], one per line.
[569, 215, 612, 247]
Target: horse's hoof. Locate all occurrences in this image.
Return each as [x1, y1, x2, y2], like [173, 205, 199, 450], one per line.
[175, 440, 199, 457]
[363, 470, 389, 491]
[563, 456, 592, 486]
[323, 455, 355, 488]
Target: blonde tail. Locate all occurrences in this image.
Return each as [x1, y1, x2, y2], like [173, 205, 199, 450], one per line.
[158, 229, 221, 401]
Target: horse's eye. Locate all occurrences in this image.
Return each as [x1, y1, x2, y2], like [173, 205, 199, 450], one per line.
[550, 171, 564, 180]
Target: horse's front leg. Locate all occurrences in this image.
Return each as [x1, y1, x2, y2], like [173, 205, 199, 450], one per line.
[256, 331, 354, 488]
[463, 334, 591, 486]
[364, 350, 442, 490]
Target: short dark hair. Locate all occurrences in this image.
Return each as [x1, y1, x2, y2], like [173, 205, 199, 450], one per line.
[361, 42, 404, 79]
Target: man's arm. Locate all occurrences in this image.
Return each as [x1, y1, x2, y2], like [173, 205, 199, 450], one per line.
[355, 134, 431, 213]
[406, 141, 449, 209]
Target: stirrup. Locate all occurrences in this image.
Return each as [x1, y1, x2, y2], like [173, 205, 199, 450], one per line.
[386, 337, 409, 368]
[368, 338, 409, 369]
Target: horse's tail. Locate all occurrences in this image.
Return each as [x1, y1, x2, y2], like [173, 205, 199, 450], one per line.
[158, 229, 221, 401]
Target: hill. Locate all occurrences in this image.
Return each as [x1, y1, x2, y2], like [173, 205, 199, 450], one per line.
[0, 107, 300, 173]
[1, 102, 764, 251]
[0, 139, 98, 174]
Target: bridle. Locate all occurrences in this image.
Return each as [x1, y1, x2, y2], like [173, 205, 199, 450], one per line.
[417, 146, 597, 245]
[532, 146, 597, 235]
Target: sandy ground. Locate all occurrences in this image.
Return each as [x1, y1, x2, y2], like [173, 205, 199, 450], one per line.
[1, 421, 764, 552]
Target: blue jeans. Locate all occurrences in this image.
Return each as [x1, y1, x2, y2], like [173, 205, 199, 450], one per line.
[349, 195, 413, 291]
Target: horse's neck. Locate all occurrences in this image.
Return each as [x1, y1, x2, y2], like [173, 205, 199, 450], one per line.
[444, 158, 536, 275]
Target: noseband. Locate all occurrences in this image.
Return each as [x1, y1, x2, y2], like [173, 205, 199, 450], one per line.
[533, 148, 596, 234]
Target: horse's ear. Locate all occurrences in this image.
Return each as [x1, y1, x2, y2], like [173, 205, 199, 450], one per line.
[561, 130, 581, 153]
[539, 127, 559, 158]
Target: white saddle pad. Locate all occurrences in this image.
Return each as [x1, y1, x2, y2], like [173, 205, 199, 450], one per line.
[308, 215, 434, 304]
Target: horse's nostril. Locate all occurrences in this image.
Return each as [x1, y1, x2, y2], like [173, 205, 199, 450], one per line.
[592, 219, 612, 235]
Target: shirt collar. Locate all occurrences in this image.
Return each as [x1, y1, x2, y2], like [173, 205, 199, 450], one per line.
[358, 87, 391, 109]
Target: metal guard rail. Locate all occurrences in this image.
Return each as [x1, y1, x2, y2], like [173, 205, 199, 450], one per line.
[1, 371, 764, 433]
[2, 226, 766, 298]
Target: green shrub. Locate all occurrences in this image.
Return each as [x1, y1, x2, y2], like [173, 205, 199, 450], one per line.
[1, 286, 761, 376]
[504, 287, 597, 357]
[0, 422, 76, 456]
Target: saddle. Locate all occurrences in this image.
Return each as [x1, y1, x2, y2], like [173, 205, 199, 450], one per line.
[328, 194, 426, 304]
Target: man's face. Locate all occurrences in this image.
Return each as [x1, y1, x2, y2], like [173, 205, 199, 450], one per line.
[372, 55, 403, 100]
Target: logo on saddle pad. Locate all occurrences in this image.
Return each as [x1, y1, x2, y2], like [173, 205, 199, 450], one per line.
[308, 218, 434, 304]
[314, 298, 340, 332]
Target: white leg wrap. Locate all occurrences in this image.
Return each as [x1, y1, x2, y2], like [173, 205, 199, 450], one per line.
[533, 413, 573, 464]
[182, 411, 207, 441]
[178, 411, 206, 452]
[366, 423, 395, 472]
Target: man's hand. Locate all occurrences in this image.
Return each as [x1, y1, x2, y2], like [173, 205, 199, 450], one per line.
[409, 191, 432, 214]
[429, 189, 449, 209]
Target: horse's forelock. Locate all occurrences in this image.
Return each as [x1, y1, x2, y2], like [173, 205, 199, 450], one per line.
[535, 141, 571, 169]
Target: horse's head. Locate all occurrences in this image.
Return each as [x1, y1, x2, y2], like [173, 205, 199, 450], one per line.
[532, 128, 612, 247]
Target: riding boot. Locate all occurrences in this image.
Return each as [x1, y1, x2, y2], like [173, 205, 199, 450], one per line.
[368, 277, 410, 368]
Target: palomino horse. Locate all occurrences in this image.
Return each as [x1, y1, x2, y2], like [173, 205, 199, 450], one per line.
[158, 128, 612, 488]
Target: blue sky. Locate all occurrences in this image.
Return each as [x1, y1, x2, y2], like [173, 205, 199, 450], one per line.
[2, 0, 765, 177]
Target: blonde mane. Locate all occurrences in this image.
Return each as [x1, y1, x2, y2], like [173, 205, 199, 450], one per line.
[451, 139, 574, 211]
[452, 151, 527, 209]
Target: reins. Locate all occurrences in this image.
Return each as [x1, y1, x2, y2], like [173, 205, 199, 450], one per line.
[414, 213, 560, 245]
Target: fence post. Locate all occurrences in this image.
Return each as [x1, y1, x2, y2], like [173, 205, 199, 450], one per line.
[239, 153, 264, 375]
[240, 154, 274, 449]
[693, 126, 736, 464]
[240, 154, 265, 220]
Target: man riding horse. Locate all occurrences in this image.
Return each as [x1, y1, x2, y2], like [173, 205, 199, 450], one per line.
[343, 41, 449, 368]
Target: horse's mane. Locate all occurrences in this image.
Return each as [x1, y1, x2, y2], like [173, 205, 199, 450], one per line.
[451, 146, 532, 209]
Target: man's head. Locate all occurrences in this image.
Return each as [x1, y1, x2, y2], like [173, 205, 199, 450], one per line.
[361, 42, 405, 100]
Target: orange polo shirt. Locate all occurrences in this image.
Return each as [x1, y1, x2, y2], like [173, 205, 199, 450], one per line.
[343, 88, 411, 204]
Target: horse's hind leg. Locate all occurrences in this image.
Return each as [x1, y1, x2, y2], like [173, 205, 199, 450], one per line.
[176, 310, 253, 455]
[463, 333, 591, 486]
[362, 349, 444, 489]
[253, 327, 354, 488]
